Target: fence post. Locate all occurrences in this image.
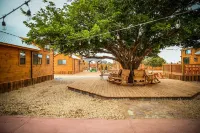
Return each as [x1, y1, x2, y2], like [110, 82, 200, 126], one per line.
[170, 62, 172, 74]
[181, 62, 185, 81]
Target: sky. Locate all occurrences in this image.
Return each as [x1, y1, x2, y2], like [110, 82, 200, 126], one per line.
[0, 0, 181, 63]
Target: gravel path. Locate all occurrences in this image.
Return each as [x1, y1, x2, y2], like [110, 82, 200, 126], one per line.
[0, 75, 200, 119]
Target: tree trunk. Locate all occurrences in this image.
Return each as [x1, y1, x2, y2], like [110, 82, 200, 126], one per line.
[120, 61, 141, 83]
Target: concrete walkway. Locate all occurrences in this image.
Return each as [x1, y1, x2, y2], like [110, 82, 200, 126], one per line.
[0, 116, 200, 133]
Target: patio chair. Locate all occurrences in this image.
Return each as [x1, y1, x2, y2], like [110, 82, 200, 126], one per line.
[133, 70, 146, 85]
[153, 73, 161, 83]
[107, 69, 122, 82]
[145, 72, 161, 84]
[113, 69, 130, 85]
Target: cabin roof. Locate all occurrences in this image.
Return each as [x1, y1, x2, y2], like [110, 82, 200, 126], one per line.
[0, 31, 40, 50]
[195, 51, 200, 55]
[71, 55, 81, 60]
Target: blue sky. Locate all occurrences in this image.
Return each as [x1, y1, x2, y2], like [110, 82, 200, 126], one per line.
[0, 0, 181, 63]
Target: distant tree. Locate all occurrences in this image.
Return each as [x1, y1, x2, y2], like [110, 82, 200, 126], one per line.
[143, 56, 166, 71]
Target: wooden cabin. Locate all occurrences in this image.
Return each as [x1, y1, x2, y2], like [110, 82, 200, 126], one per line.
[54, 54, 84, 74]
[0, 32, 54, 93]
[162, 47, 200, 81]
[181, 48, 200, 64]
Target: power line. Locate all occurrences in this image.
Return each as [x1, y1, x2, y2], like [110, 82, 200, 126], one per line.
[0, 30, 20, 38]
[0, 0, 31, 20]
[1, 0, 31, 30]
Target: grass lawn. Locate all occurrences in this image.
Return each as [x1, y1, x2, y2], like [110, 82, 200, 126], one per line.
[0, 77, 200, 119]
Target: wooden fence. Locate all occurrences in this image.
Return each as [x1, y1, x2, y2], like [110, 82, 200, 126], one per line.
[185, 64, 200, 75]
[163, 64, 182, 74]
[163, 64, 200, 81]
[163, 64, 200, 75]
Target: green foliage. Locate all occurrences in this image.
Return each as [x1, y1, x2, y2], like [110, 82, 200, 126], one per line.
[24, 0, 200, 68]
[143, 56, 166, 67]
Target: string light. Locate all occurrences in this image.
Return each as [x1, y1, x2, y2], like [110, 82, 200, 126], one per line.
[25, 2, 32, 21]
[68, 7, 199, 42]
[175, 19, 181, 29]
[116, 32, 120, 39]
[2, 18, 6, 30]
[99, 37, 102, 42]
[138, 25, 143, 36]
[0, 0, 31, 30]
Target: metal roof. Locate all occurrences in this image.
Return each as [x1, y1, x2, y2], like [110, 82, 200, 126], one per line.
[72, 55, 81, 60]
[0, 31, 40, 50]
[195, 51, 200, 55]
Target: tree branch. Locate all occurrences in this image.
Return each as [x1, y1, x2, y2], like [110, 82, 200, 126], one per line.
[84, 55, 117, 60]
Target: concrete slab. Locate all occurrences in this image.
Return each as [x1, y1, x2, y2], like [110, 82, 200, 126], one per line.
[0, 116, 200, 133]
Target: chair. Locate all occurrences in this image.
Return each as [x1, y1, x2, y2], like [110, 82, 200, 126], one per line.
[113, 69, 130, 85]
[145, 72, 161, 84]
[133, 70, 146, 85]
[107, 69, 122, 82]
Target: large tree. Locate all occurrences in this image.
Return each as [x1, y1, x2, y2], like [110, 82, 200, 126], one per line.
[24, 0, 199, 76]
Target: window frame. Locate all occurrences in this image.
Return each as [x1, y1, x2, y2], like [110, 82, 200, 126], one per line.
[194, 57, 198, 62]
[46, 55, 50, 64]
[44, 45, 50, 51]
[183, 57, 190, 64]
[33, 53, 43, 65]
[19, 50, 26, 65]
[58, 59, 67, 65]
[185, 49, 192, 55]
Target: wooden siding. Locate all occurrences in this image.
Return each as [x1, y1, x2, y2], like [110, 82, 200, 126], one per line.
[54, 54, 84, 74]
[74, 59, 80, 73]
[181, 48, 200, 64]
[54, 54, 74, 74]
[0, 45, 31, 83]
[0, 44, 54, 93]
[32, 49, 54, 78]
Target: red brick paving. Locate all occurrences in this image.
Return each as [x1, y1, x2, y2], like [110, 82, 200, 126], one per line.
[0, 116, 200, 133]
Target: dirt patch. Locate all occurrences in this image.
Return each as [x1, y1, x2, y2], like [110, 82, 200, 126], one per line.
[0, 80, 125, 119]
[123, 99, 200, 119]
[0, 78, 200, 119]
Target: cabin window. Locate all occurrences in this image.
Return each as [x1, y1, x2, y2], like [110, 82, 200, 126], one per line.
[33, 53, 42, 65]
[46, 55, 50, 64]
[19, 51, 26, 65]
[183, 57, 190, 64]
[185, 49, 191, 54]
[58, 60, 66, 65]
[194, 57, 198, 62]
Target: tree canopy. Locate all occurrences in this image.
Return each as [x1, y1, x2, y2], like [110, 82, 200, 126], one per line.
[24, 0, 200, 69]
[143, 56, 166, 68]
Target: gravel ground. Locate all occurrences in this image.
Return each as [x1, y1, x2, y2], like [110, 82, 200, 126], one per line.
[0, 77, 200, 119]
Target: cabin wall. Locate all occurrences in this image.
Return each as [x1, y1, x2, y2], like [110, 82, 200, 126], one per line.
[54, 54, 84, 74]
[0, 45, 31, 83]
[74, 59, 80, 73]
[0, 44, 54, 93]
[32, 49, 54, 78]
[181, 48, 200, 64]
[54, 54, 74, 74]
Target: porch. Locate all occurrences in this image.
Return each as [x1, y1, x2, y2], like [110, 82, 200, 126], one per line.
[67, 78, 200, 99]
